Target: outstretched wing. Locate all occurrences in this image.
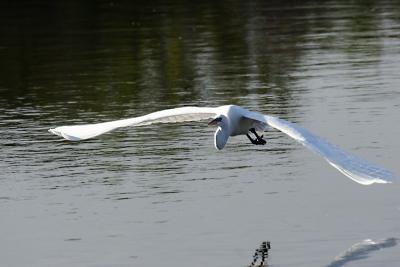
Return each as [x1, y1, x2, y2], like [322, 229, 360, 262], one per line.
[49, 107, 217, 141]
[242, 110, 396, 185]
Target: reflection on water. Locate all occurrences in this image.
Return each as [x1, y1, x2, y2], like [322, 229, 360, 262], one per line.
[326, 238, 399, 267]
[1, 1, 400, 267]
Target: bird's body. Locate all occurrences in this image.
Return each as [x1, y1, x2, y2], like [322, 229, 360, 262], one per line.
[49, 104, 397, 185]
[221, 105, 266, 136]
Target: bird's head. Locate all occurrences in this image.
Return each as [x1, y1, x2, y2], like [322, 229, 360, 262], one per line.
[207, 115, 225, 127]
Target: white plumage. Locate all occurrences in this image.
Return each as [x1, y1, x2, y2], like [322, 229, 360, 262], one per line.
[49, 105, 396, 185]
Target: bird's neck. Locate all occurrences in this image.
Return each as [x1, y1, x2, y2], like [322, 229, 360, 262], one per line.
[214, 126, 229, 150]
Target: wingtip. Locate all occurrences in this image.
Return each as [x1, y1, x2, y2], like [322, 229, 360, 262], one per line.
[353, 177, 393, 186]
[48, 128, 83, 141]
[328, 161, 396, 185]
[373, 179, 392, 185]
[49, 128, 61, 137]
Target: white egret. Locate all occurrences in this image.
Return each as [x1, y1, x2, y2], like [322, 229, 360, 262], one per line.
[49, 105, 396, 185]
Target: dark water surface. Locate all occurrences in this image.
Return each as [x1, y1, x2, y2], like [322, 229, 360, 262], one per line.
[1, 1, 400, 266]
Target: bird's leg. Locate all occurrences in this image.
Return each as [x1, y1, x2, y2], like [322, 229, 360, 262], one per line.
[247, 128, 266, 145]
[250, 128, 266, 144]
[246, 133, 259, 145]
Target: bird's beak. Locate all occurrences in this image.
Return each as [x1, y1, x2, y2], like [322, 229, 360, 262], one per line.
[208, 119, 217, 127]
[208, 117, 222, 127]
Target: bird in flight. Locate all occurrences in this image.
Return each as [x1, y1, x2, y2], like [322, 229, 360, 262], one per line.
[49, 105, 396, 185]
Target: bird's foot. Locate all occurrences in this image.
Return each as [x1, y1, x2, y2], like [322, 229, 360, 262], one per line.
[246, 128, 266, 145]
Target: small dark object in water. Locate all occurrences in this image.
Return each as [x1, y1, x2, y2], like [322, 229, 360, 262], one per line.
[248, 241, 271, 267]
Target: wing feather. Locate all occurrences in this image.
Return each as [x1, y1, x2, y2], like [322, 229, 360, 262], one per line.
[49, 107, 217, 141]
[242, 110, 396, 185]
